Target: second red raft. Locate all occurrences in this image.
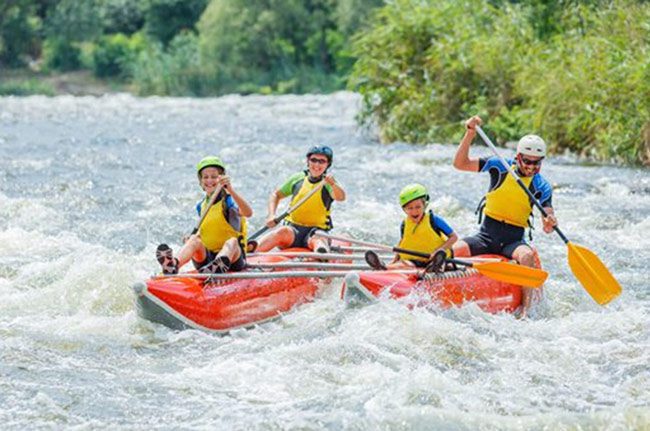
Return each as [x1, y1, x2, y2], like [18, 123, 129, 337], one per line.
[342, 255, 537, 314]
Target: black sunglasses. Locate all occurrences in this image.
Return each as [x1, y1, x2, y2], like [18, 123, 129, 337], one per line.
[309, 157, 328, 164]
[520, 156, 544, 166]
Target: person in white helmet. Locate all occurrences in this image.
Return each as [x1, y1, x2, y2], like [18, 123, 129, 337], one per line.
[452, 115, 558, 317]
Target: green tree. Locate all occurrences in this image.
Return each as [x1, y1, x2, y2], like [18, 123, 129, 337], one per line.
[350, 0, 650, 164]
[0, 0, 41, 67]
[42, 0, 103, 70]
[99, 0, 145, 35]
[143, 0, 208, 45]
[198, 0, 364, 93]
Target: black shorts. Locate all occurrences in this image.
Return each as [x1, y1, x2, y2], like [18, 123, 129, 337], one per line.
[192, 247, 246, 272]
[463, 216, 530, 258]
[286, 223, 326, 249]
[407, 259, 428, 268]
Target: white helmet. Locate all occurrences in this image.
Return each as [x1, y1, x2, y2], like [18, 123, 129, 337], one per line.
[517, 135, 546, 157]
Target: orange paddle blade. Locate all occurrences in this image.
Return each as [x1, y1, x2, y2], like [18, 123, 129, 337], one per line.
[472, 261, 548, 288]
[567, 242, 622, 305]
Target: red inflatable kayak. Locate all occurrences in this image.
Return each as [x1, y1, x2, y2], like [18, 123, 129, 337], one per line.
[133, 247, 349, 333]
[342, 255, 540, 314]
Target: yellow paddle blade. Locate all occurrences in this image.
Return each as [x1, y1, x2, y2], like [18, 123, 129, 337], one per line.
[473, 261, 548, 288]
[567, 242, 622, 305]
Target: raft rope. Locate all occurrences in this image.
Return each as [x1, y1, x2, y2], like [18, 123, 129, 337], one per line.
[420, 267, 479, 283]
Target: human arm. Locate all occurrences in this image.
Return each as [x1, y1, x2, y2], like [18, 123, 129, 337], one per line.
[430, 215, 458, 257]
[219, 175, 253, 217]
[536, 176, 556, 233]
[432, 232, 459, 258]
[324, 174, 346, 201]
[229, 189, 252, 217]
[265, 189, 286, 227]
[453, 115, 483, 172]
[542, 206, 557, 233]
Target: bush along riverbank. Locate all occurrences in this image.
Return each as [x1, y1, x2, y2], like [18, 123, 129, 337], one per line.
[1, 0, 647, 165]
[349, 0, 650, 166]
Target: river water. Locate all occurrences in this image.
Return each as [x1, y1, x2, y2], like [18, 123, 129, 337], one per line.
[0, 93, 648, 430]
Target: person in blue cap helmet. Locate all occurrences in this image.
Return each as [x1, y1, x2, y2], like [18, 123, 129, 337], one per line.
[252, 146, 346, 253]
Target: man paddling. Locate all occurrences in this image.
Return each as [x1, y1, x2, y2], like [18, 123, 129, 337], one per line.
[452, 116, 558, 317]
[251, 146, 346, 253]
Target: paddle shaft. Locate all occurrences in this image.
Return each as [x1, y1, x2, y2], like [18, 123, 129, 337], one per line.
[247, 262, 370, 270]
[248, 252, 392, 260]
[248, 180, 326, 241]
[155, 269, 420, 280]
[313, 232, 477, 267]
[475, 126, 570, 244]
[313, 232, 547, 287]
[193, 184, 224, 233]
[314, 232, 435, 258]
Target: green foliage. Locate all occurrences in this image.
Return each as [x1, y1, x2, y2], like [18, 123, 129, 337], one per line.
[0, 77, 55, 96]
[335, 0, 385, 36]
[44, 0, 102, 43]
[0, 0, 41, 67]
[132, 32, 211, 96]
[0, 0, 383, 98]
[92, 32, 146, 78]
[198, 0, 350, 94]
[42, 38, 81, 71]
[143, 0, 208, 45]
[517, 2, 650, 164]
[351, 0, 650, 165]
[99, 0, 145, 35]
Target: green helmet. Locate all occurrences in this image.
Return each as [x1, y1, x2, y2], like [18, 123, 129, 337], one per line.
[399, 183, 429, 207]
[196, 156, 226, 175]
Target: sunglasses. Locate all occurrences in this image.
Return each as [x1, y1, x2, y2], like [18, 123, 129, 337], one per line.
[309, 157, 328, 165]
[519, 156, 544, 166]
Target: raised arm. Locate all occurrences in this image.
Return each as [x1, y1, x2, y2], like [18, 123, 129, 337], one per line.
[453, 115, 483, 172]
[265, 189, 286, 227]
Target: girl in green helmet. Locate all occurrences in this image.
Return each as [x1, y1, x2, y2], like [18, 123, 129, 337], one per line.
[365, 183, 458, 271]
[156, 156, 253, 275]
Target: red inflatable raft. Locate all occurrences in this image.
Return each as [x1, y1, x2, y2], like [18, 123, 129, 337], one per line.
[133, 247, 350, 333]
[342, 255, 538, 314]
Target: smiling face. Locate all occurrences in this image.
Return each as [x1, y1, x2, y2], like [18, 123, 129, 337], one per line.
[402, 198, 426, 223]
[516, 153, 544, 177]
[306, 155, 329, 177]
[198, 166, 224, 194]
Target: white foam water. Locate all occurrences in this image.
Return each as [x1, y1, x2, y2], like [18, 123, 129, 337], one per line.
[0, 93, 648, 429]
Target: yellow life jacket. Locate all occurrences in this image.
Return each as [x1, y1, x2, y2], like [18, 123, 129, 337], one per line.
[483, 165, 533, 228]
[198, 195, 247, 252]
[285, 178, 331, 229]
[397, 211, 449, 262]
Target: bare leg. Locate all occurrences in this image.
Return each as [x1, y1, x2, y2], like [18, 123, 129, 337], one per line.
[255, 226, 295, 252]
[386, 259, 416, 270]
[218, 237, 242, 263]
[452, 240, 471, 258]
[308, 235, 329, 253]
[175, 234, 207, 268]
[511, 244, 538, 318]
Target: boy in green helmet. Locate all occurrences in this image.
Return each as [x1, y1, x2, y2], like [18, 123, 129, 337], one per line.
[156, 156, 253, 274]
[365, 183, 458, 271]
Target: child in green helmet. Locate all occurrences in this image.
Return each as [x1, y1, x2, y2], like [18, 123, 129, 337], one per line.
[156, 156, 253, 275]
[365, 183, 458, 271]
